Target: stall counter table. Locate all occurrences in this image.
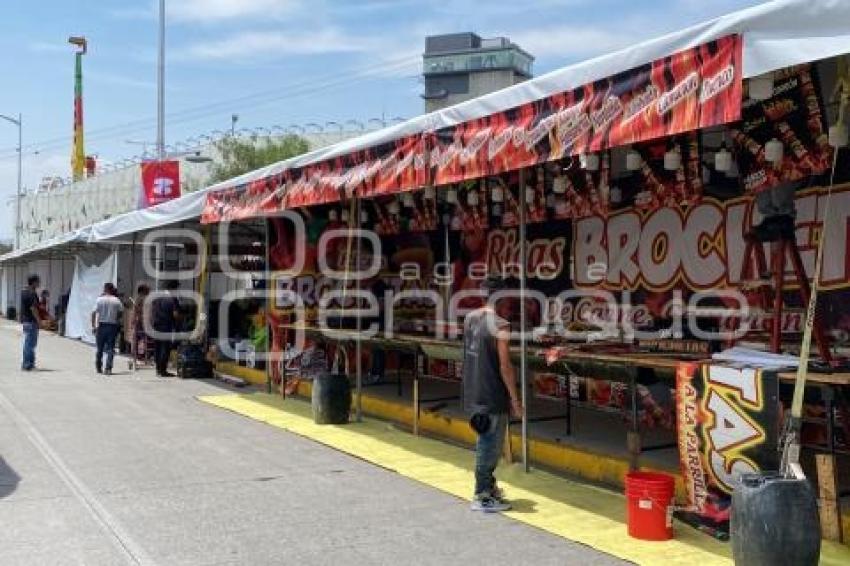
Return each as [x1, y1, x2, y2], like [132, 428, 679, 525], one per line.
[276, 325, 850, 468]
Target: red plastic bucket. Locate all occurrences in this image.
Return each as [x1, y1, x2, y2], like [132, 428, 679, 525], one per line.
[625, 471, 675, 541]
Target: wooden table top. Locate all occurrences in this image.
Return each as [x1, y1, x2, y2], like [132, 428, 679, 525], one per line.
[277, 324, 850, 386]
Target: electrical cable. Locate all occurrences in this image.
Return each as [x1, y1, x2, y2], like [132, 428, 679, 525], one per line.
[0, 55, 419, 159]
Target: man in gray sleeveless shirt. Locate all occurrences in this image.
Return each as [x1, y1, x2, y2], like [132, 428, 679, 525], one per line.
[462, 275, 521, 512]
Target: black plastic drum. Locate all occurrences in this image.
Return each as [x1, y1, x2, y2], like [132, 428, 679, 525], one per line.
[731, 472, 820, 566]
[311, 372, 352, 425]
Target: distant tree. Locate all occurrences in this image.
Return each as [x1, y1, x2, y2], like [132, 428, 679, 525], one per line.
[209, 135, 309, 184]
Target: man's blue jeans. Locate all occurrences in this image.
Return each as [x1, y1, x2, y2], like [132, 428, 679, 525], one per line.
[474, 412, 508, 496]
[95, 323, 120, 371]
[21, 322, 38, 370]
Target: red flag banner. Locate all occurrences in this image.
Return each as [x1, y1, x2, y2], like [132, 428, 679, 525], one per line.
[202, 35, 741, 223]
[140, 160, 181, 208]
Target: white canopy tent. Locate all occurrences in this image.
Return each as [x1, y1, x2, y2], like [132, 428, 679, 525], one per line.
[194, 0, 850, 198]
[2, 0, 850, 325]
[0, 0, 847, 256]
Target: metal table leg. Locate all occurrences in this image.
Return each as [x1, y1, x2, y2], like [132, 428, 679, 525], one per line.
[397, 351, 403, 397]
[413, 351, 420, 435]
[627, 370, 641, 470]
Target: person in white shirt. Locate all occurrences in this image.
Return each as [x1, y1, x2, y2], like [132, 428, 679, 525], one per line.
[91, 282, 124, 375]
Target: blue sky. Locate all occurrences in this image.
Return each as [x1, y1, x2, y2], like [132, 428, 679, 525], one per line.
[0, 0, 765, 239]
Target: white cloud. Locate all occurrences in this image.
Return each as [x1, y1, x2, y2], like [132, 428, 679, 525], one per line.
[510, 25, 642, 60]
[27, 41, 69, 53]
[109, 0, 301, 23]
[168, 0, 301, 23]
[177, 28, 382, 61]
[87, 71, 157, 91]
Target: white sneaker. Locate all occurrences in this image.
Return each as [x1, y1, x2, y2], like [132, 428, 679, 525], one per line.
[470, 495, 511, 513]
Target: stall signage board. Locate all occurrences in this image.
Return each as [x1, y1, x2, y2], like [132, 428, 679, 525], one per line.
[202, 35, 742, 223]
[573, 185, 850, 292]
[675, 362, 779, 535]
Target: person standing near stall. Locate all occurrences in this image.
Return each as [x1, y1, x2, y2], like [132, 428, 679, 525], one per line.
[91, 282, 124, 375]
[151, 280, 181, 377]
[130, 284, 151, 364]
[462, 275, 522, 512]
[19, 274, 43, 371]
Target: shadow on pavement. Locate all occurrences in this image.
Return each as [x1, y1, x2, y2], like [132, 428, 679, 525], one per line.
[0, 456, 20, 500]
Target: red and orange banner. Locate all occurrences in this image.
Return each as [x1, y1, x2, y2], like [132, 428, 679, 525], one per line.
[202, 35, 741, 223]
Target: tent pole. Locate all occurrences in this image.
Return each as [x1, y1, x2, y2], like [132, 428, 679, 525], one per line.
[264, 218, 272, 395]
[355, 197, 363, 423]
[518, 167, 529, 472]
[129, 233, 137, 299]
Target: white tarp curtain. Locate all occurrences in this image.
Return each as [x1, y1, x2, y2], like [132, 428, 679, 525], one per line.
[198, 0, 850, 198]
[0, 267, 9, 313]
[65, 251, 117, 344]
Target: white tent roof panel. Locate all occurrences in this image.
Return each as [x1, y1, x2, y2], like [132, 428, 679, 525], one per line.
[3, 0, 850, 261]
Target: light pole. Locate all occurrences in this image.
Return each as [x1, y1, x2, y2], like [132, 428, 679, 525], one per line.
[157, 0, 165, 162]
[0, 113, 22, 249]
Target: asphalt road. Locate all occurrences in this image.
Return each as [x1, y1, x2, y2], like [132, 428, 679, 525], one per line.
[0, 321, 627, 566]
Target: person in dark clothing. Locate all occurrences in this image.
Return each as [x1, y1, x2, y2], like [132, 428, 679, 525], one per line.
[365, 276, 389, 384]
[20, 274, 42, 371]
[151, 280, 181, 377]
[462, 275, 522, 513]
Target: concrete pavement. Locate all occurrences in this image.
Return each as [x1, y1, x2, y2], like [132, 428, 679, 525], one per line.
[0, 321, 627, 566]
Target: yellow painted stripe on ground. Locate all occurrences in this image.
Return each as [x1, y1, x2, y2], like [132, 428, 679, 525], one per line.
[214, 369, 849, 548]
[201, 392, 750, 565]
[271, 378, 683, 496]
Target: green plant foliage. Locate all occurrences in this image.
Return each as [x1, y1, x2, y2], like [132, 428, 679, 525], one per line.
[209, 135, 309, 183]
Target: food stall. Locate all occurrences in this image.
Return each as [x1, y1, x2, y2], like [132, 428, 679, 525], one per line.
[200, 2, 850, 541]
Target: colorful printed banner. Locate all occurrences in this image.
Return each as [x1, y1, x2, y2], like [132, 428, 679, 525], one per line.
[733, 64, 831, 194]
[202, 35, 742, 223]
[675, 362, 779, 536]
[431, 35, 741, 186]
[139, 160, 181, 208]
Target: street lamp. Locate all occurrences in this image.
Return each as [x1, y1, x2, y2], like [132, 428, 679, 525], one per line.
[0, 113, 22, 249]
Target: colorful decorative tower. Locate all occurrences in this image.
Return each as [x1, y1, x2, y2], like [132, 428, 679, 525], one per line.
[68, 36, 87, 182]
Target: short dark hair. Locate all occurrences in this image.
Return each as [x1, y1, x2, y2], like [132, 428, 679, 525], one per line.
[104, 282, 118, 295]
[27, 274, 40, 286]
[137, 283, 151, 295]
[481, 274, 506, 295]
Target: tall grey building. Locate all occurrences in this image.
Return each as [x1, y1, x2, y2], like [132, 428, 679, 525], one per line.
[422, 33, 534, 113]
